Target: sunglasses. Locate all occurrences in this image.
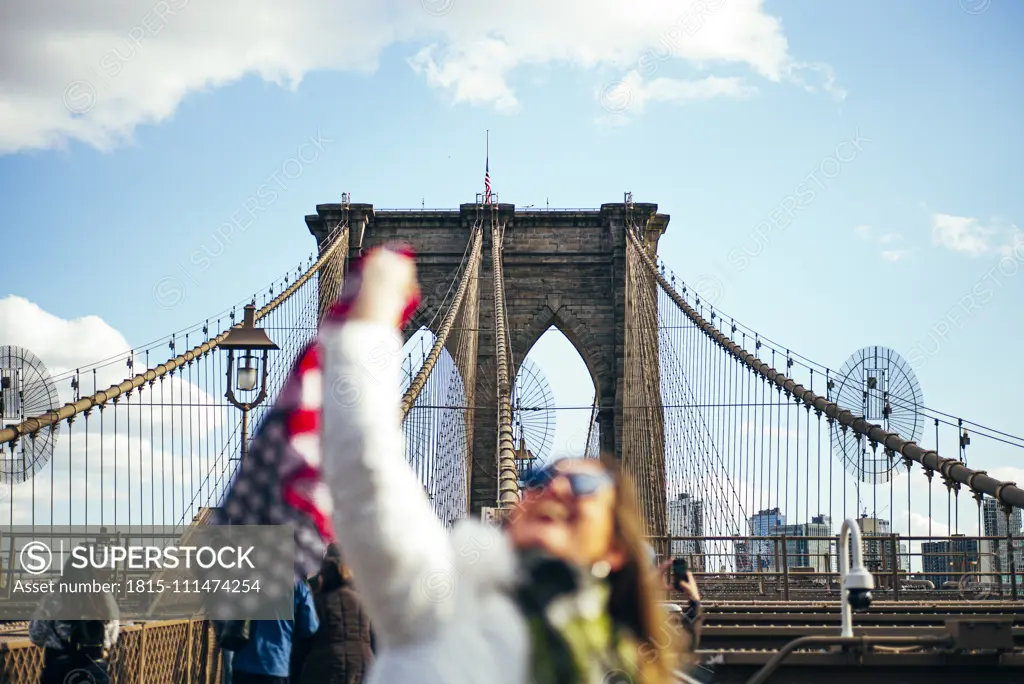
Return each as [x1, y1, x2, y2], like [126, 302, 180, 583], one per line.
[522, 465, 613, 497]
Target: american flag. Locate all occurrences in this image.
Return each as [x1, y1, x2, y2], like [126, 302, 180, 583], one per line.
[484, 157, 492, 204]
[213, 246, 420, 584]
[212, 340, 332, 583]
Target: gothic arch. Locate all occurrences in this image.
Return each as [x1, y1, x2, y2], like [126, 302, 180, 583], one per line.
[402, 306, 440, 346]
[307, 200, 669, 514]
[511, 301, 613, 407]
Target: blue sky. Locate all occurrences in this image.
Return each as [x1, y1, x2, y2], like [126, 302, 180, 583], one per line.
[1, 0, 1022, 531]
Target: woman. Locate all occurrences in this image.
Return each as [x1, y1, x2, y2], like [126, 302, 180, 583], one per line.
[319, 247, 689, 684]
[29, 558, 119, 684]
[300, 544, 374, 684]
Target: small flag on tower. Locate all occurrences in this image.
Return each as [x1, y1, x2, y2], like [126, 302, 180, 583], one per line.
[484, 130, 492, 204]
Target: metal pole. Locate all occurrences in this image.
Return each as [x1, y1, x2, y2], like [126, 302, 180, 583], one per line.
[773, 538, 780, 584]
[1007, 506, 1018, 601]
[781, 534, 790, 601]
[891, 533, 900, 601]
[240, 407, 249, 463]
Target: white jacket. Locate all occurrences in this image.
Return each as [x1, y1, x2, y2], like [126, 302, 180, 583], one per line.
[321, 321, 530, 684]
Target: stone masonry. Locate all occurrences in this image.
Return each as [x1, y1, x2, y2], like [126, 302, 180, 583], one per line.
[306, 201, 669, 517]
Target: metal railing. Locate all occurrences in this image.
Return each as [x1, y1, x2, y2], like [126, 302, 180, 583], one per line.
[374, 207, 608, 213]
[0, 619, 221, 684]
[650, 535, 1024, 601]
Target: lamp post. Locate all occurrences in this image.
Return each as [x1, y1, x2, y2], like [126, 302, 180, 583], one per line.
[221, 303, 278, 462]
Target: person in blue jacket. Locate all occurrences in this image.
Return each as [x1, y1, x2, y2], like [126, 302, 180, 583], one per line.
[232, 580, 319, 684]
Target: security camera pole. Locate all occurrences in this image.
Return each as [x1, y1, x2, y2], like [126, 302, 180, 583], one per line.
[839, 518, 875, 637]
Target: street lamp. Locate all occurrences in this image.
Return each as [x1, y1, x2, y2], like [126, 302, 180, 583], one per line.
[221, 303, 278, 462]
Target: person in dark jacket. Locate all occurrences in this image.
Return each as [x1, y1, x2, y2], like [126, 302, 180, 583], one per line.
[29, 560, 119, 684]
[300, 543, 374, 684]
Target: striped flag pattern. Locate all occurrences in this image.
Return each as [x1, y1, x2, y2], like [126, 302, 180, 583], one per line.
[213, 246, 420, 583]
[485, 157, 492, 204]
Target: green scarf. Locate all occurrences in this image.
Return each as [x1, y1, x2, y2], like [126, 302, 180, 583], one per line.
[524, 581, 641, 684]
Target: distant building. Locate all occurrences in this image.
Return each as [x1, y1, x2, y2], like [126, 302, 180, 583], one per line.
[748, 508, 785, 571]
[734, 539, 753, 573]
[982, 498, 1024, 582]
[667, 493, 705, 571]
[781, 514, 833, 573]
[856, 514, 895, 572]
[921, 535, 994, 586]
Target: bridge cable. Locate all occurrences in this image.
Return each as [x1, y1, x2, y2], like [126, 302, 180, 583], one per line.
[0, 221, 351, 450]
[491, 215, 520, 507]
[400, 222, 483, 418]
[626, 227, 1024, 514]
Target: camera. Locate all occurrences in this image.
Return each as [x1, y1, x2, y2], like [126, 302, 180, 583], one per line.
[843, 566, 874, 612]
[846, 588, 873, 611]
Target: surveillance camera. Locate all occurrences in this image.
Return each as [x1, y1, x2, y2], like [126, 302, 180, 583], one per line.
[843, 566, 875, 613]
[846, 587, 873, 612]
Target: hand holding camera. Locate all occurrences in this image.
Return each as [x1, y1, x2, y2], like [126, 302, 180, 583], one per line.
[672, 557, 701, 603]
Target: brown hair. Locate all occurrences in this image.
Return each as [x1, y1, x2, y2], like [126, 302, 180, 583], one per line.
[316, 549, 353, 594]
[605, 464, 693, 683]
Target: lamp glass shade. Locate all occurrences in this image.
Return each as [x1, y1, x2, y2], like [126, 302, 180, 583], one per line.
[237, 365, 258, 391]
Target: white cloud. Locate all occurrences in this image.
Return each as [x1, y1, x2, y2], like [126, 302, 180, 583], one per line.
[0, 0, 840, 154]
[596, 70, 756, 125]
[931, 213, 1023, 258]
[785, 62, 847, 101]
[997, 228, 1024, 259]
[853, 225, 907, 260]
[987, 466, 1024, 487]
[896, 510, 952, 539]
[0, 296, 131, 380]
[932, 214, 997, 256]
[0, 295, 229, 526]
[881, 249, 910, 262]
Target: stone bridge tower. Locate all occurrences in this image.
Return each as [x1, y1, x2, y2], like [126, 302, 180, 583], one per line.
[306, 201, 669, 518]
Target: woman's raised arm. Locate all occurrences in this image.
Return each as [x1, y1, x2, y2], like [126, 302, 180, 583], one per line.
[320, 249, 455, 648]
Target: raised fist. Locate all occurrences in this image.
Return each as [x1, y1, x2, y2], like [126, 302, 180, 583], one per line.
[344, 246, 420, 329]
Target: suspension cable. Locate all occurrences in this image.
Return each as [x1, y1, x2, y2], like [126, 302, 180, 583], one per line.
[492, 216, 519, 506]
[626, 228, 1024, 512]
[400, 223, 483, 417]
[0, 220, 349, 448]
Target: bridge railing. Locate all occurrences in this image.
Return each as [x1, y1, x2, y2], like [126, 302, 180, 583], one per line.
[0, 619, 221, 684]
[651, 535, 1023, 602]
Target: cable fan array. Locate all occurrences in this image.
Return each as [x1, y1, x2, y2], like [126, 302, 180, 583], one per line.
[0, 346, 61, 484]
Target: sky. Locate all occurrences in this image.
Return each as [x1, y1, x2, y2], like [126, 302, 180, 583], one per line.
[1, 0, 1022, 538]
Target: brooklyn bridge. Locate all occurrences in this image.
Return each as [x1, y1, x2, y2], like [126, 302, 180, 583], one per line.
[1, 196, 1022, 682]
